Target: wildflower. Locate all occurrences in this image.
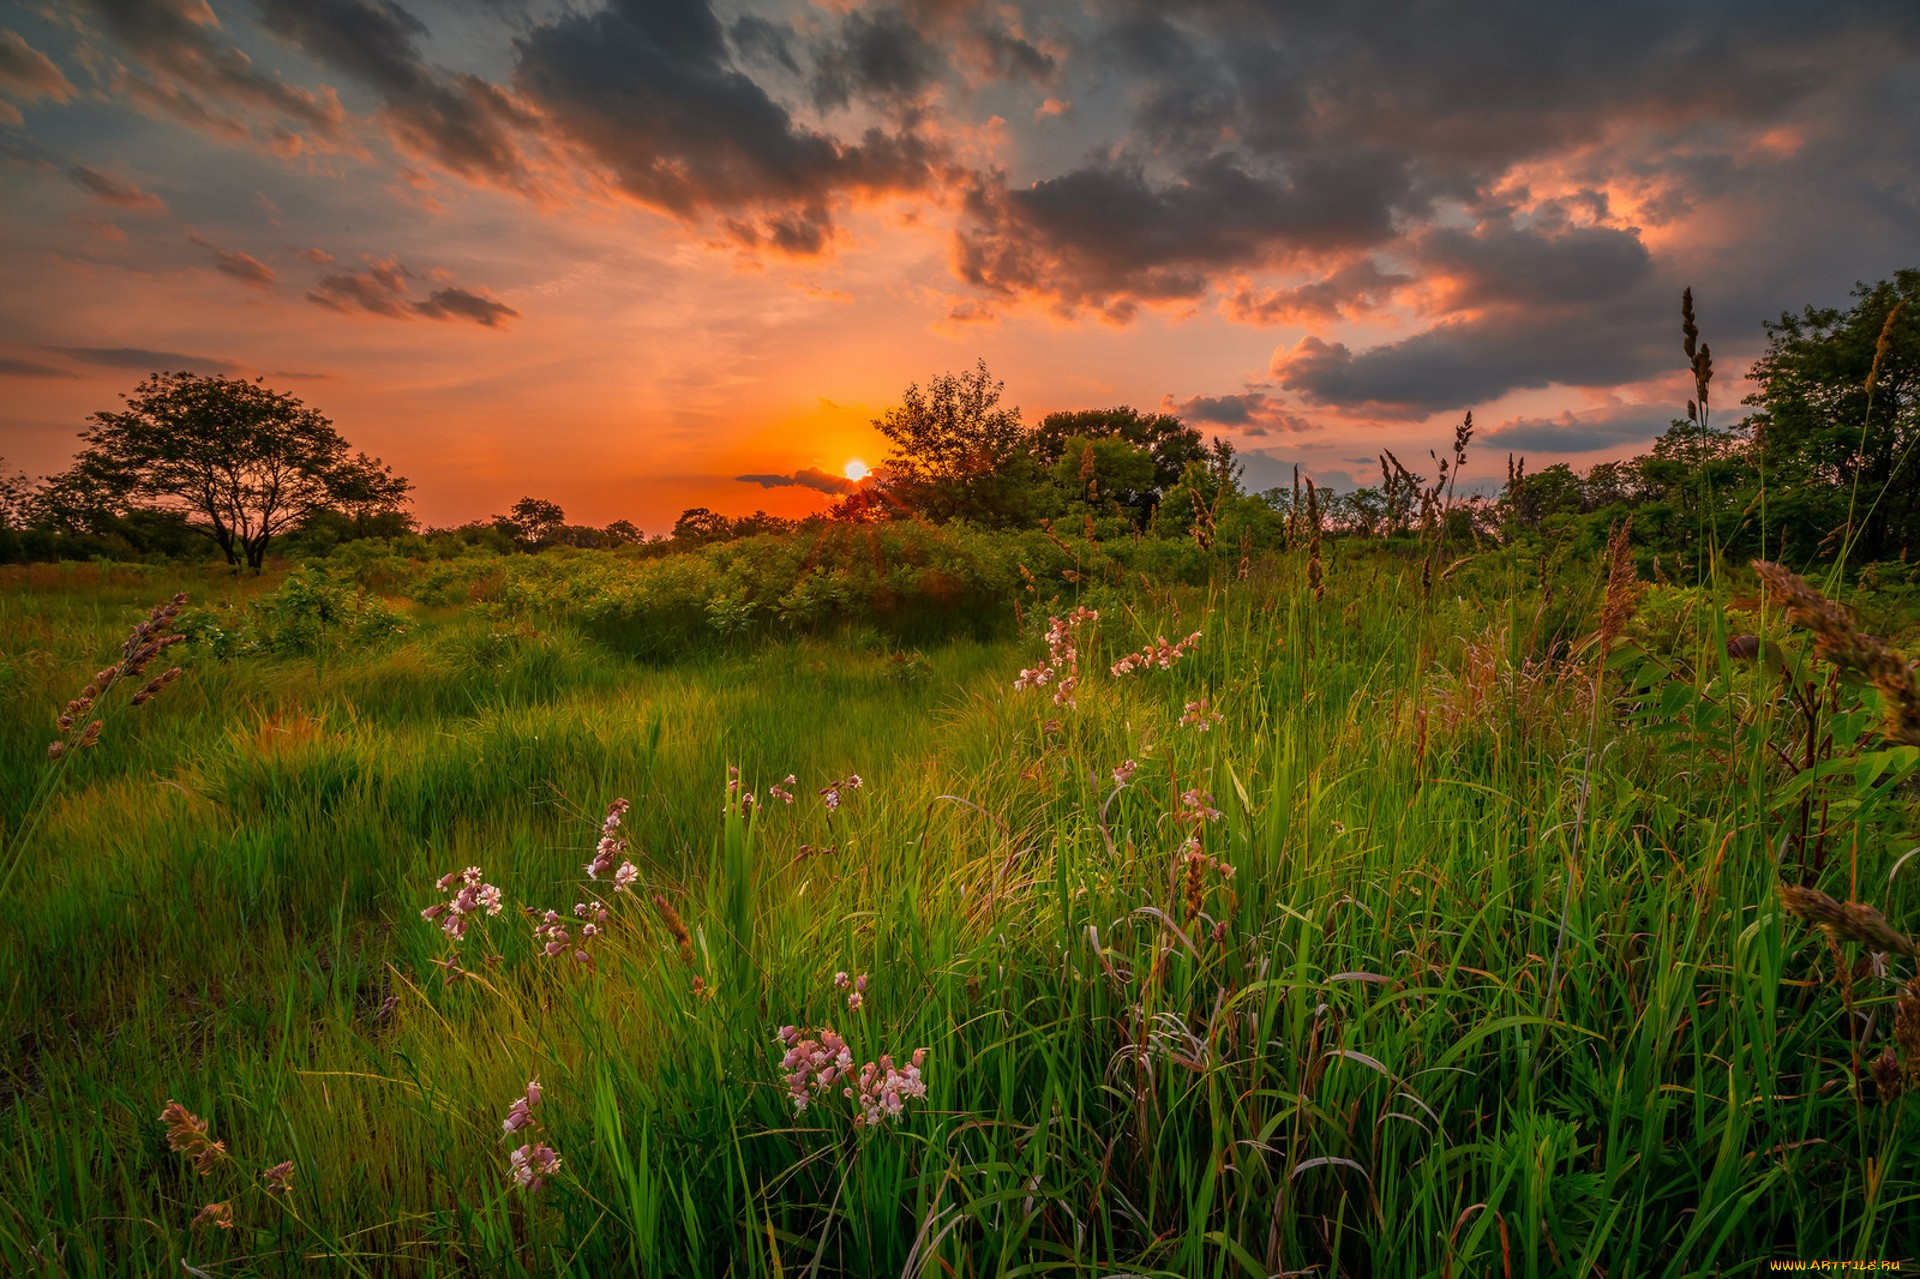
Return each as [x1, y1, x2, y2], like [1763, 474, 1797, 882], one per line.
[585, 798, 631, 879]
[1110, 630, 1202, 678]
[422, 866, 504, 943]
[510, 1142, 563, 1193]
[850, 1048, 929, 1129]
[1179, 698, 1223, 732]
[769, 774, 797, 804]
[819, 775, 863, 813]
[1013, 608, 1098, 707]
[612, 861, 639, 892]
[50, 594, 189, 757]
[502, 1079, 542, 1134]
[261, 1161, 295, 1195]
[1111, 758, 1138, 786]
[1179, 788, 1223, 825]
[777, 1024, 854, 1112]
[836, 971, 869, 1012]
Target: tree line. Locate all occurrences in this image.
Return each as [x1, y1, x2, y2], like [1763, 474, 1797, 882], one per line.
[2, 269, 1913, 572]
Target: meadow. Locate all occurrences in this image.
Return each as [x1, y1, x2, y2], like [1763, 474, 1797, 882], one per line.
[4, 528, 1920, 1276]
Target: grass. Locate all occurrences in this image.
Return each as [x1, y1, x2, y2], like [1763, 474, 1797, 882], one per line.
[2, 544, 1919, 1276]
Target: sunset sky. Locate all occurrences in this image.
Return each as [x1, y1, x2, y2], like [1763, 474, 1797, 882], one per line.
[2, 0, 1916, 530]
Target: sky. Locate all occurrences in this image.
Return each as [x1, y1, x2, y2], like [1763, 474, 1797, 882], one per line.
[1, 0, 1917, 531]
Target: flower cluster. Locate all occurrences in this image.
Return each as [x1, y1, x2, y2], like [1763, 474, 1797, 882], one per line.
[727, 765, 756, 816]
[191, 1202, 234, 1231]
[1111, 758, 1139, 786]
[501, 1078, 543, 1134]
[1014, 608, 1099, 707]
[1177, 787, 1223, 856]
[160, 1100, 226, 1176]
[850, 1050, 929, 1129]
[420, 866, 504, 942]
[769, 774, 797, 804]
[511, 1142, 563, 1193]
[584, 797, 633, 881]
[1179, 698, 1223, 732]
[835, 970, 869, 1011]
[819, 774, 863, 813]
[49, 592, 188, 759]
[527, 901, 607, 965]
[1110, 630, 1202, 677]
[776, 1024, 853, 1112]
[498, 1078, 563, 1192]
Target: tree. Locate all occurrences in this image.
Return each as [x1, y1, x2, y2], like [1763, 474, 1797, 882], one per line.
[671, 507, 734, 547]
[1031, 406, 1204, 519]
[498, 496, 568, 549]
[1745, 270, 1920, 562]
[872, 360, 1037, 525]
[63, 372, 411, 569]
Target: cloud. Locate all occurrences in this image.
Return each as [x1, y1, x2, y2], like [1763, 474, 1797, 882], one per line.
[306, 256, 517, 327]
[1225, 258, 1412, 325]
[735, 467, 855, 495]
[809, 8, 941, 111]
[1267, 219, 1672, 414]
[66, 165, 167, 212]
[0, 356, 78, 378]
[1479, 404, 1677, 455]
[412, 285, 518, 327]
[49, 346, 239, 374]
[253, 0, 540, 191]
[0, 29, 77, 102]
[188, 232, 276, 287]
[86, 0, 346, 152]
[954, 150, 1410, 318]
[1164, 390, 1320, 437]
[511, 0, 946, 252]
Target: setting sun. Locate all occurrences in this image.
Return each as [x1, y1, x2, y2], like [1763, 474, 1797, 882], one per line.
[844, 459, 870, 481]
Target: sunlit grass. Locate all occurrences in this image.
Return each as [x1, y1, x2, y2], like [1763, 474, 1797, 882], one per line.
[2, 546, 1917, 1275]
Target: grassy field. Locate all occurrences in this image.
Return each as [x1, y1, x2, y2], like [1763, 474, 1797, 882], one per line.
[3, 542, 1920, 1276]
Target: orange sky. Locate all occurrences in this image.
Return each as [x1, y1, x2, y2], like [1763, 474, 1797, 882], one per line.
[2, 0, 1916, 530]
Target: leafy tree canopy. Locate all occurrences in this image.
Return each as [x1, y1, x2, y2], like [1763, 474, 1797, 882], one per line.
[873, 360, 1037, 527]
[62, 372, 410, 569]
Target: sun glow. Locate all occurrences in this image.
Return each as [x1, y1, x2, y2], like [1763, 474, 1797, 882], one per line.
[844, 459, 869, 481]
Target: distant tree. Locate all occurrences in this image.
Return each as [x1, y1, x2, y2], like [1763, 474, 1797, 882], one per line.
[602, 519, 642, 545]
[1047, 436, 1158, 520]
[732, 510, 795, 538]
[1745, 270, 1920, 561]
[873, 360, 1038, 526]
[0, 458, 31, 531]
[498, 496, 567, 549]
[1031, 407, 1204, 519]
[671, 507, 734, 547]
[60, 371, 411, 569]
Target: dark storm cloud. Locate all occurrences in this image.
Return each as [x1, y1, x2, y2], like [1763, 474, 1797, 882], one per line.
[1416, 220, 1652, 310]
[66, 164, 167, 212]
[956, 150, 1410, 318]
[49, 346, 239, 374]
[84, 0, 345, 149]
[253, 0, 536, 186]
[1271, 279, 1673, 419]
[736, 468, 855, 495]
[511, 0, 945, 249]
[307, 257, 517, 327]
[809, 8, 940, 111]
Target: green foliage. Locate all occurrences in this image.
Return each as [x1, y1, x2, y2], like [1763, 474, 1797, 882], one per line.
[56, 372, 412, 570]
[872, 359, 1039, 527]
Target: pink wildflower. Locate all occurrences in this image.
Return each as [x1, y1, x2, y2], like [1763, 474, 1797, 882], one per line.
[510, 1142, 562, 1193]
[261, 1161, 295, 1195]
[585, 798, 631, 879]
[1111, 630, 1202, 677]
[1111, 759, 1138, 786]
[612, 861, 639, 892]
[502, 1079, 543, 1134]
[1013, 609, 1098, 707]
[1179, 698, 1223, 732]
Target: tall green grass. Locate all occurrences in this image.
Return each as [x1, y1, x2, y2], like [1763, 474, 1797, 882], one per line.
[2, 547, 1917, 1275]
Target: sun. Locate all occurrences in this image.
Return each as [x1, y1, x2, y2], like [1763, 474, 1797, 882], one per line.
[843, 458, 869, 481]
